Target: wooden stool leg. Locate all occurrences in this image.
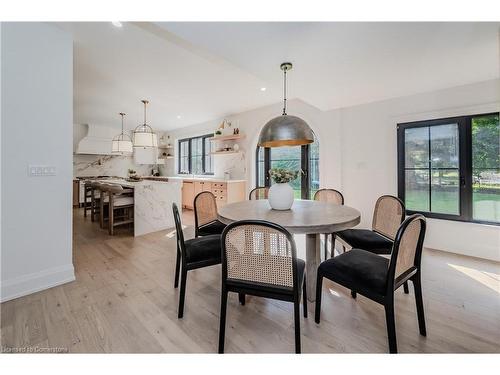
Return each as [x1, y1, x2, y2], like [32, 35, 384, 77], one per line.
[109, 194, 114, 235]
[100, 192, 105, 229]
[90, 189, 95, 222]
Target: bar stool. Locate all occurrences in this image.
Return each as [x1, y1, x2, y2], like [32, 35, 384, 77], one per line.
[90, 181, 106, 223]
[83, 181, 93, 218]
[103, 184, 134, 235]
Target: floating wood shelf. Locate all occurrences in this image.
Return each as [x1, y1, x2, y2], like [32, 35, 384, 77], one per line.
[210, 150, 240, 155]
[208, 134, 245, 142]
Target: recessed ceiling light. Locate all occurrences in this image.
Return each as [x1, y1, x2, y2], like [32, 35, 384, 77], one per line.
[260, 87, 267, 91]
[177, 115, 182, 119]
[111, 21, 123, 28]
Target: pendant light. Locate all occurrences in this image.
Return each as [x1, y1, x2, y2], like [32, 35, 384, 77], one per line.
[258, 62, 314, 147]
[133, 99, 158, 148]
[112, 112, 133, 154]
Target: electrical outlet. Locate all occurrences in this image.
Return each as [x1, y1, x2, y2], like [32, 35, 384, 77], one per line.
[28, 165, 56, 176]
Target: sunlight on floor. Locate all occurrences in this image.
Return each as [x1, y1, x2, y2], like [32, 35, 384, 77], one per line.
[447, 263, 500, 293]
[328, 288, 341, 297]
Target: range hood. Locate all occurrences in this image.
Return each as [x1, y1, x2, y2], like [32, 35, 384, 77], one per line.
[75, 124, 116, 155]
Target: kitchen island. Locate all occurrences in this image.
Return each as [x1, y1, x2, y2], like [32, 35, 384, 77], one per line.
[84, 177, 182, 236]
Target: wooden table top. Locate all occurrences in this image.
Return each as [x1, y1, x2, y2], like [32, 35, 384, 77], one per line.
[218, 199, 361, 234]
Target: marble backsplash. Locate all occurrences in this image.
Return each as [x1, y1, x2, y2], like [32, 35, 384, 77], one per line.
[73, 154, 152, 178]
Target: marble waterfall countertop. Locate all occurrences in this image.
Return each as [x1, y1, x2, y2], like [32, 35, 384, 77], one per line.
[86, 177, 181, 237]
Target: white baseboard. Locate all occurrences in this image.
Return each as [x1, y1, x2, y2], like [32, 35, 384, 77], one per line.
[0, 264, 75, 303]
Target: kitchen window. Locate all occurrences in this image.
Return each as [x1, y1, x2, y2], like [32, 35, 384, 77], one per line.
[397, 112, 499, 224]
[178, 134, 214, 175]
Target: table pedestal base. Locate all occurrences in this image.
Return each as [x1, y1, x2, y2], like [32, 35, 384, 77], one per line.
[305, 233, 321, 302]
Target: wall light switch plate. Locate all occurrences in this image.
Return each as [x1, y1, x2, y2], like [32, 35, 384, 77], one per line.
[28, 165, 56, 176]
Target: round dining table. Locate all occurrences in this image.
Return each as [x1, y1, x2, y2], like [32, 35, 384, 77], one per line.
[218, 199, 361, 302]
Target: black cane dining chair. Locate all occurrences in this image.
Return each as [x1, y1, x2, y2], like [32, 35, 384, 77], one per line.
[172, 203, 222, 318]
[313, 189, 344, 260]
[194, 191, 226, 237]
[218, 220, 308, 354]
[248, 186, 269, 200]
[315, 214, 427, 353]
[336, 195, 410, 294]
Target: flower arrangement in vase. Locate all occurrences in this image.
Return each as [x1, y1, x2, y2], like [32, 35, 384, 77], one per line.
[268, 168, 300, 210]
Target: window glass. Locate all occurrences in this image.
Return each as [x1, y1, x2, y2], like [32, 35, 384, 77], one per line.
[257, 147, 265, 187]
[403, 123, 459, 215]
[270, 146, 302, 199]
[204, 137, 214, 174]
[179, 140, 189, 174]
[430, 124, 460, 215]
[472, 114, 500, 222]
[309, 139, 320, 199]
[191, 137, 203, 175]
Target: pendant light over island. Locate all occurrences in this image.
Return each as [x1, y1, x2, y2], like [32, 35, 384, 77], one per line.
[111, 112, 133, 155]
[133, 99, 158, 148]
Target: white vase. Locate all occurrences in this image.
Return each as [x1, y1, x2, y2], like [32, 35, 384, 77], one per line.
[268, 183, 294, 210]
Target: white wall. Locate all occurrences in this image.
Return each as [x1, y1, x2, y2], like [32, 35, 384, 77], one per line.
[164, 79, 500, 262]
[1, 23, 74, 301]
[339, 79, 500, 262]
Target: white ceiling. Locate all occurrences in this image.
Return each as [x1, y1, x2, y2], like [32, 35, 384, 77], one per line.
[60, 22, 499, 131]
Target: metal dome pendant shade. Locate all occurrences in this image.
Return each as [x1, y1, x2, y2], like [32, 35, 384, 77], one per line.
[112, 112, 133, 154]
[258, 62, 314, 147]
[133, 100, 158, 148]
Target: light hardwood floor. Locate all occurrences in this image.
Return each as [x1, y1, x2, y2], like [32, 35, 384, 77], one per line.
[1, 208, 499, 353]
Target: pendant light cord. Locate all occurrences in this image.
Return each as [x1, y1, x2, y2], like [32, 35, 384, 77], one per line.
[282, 69, 287, 115]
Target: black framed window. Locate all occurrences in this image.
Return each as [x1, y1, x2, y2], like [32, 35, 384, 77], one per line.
[255, 135, 319, 199]
[178, 134, 214, 175]
[397, 112, 499, 225]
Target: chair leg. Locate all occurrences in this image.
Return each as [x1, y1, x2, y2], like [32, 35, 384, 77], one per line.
[293, 299, 301, 354]
[412, 273, 427, 336]
[403, 281, 409, 294]
[218, 288, 228, 354]
[174, 244, 180, 288]
[178, 268, 187, 319]
[315, 273, 323, 324]
[384, 299, 397, 353]
[238, 293, 246, 305]
[302, 278, 308, 318]
[351, 290, 357, 299]
[331, 233, 336, 258]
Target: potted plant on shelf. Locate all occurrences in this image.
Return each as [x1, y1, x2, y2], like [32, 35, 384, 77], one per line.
[268, 168, 300, 210]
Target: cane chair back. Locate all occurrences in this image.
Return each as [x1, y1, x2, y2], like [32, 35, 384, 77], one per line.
[389, 214, 426, 282]
[222, 221, 297, 288]
[313, 189, 344, 205]
[194, 191, 218, 227]
[249, 187, 269, 200]
[372, 195, 405, 240]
